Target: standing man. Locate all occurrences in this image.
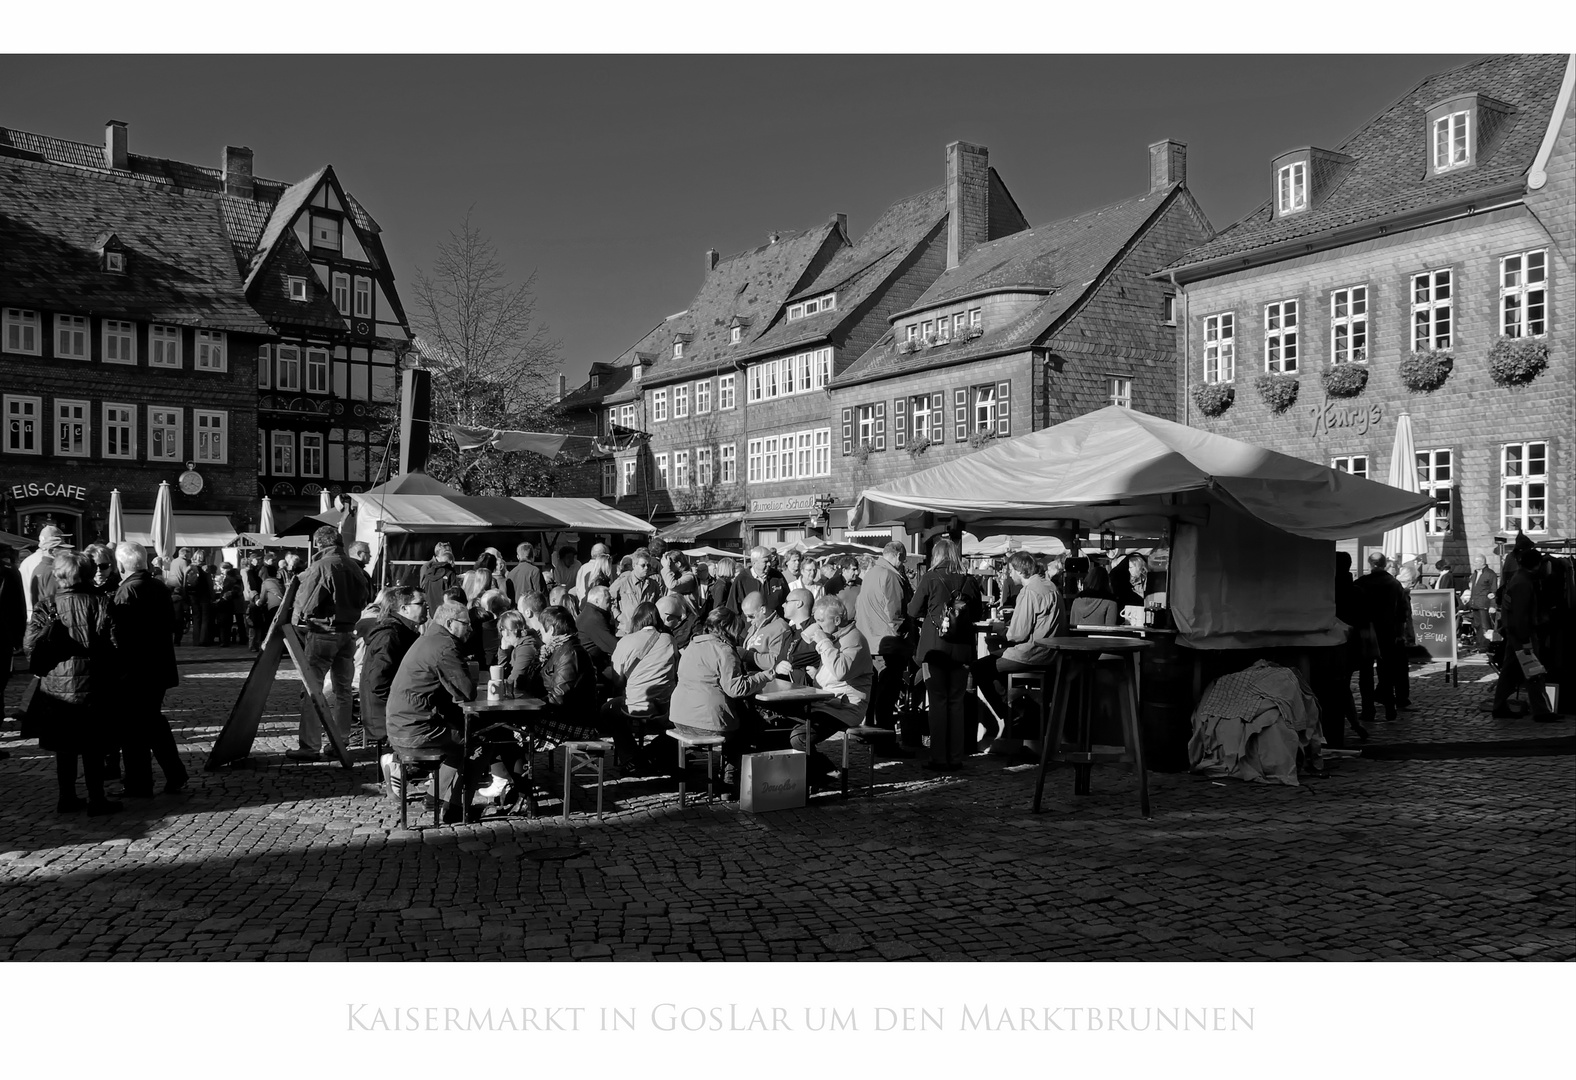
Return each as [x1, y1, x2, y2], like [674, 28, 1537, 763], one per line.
[185, 552, 214, 647]
[1354, 551, 1409, 724]
[855, 541, 913, 731]
[1466, 554, 1498, 652]
[110, 542, 188, 796]
[726, 546, 780, 615]
[1491, 546, 1557, 722]
[574, 542, 610, 599]
[406, 542, 457, 606]
[20, 524, 71, 618]
[506, 541, 545, 604]
[347, 541, 375, 591]
[288, 526, 370, 761]
[609, 547, 662, 635]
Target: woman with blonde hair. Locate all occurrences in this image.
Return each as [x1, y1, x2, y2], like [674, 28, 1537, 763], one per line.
[906, 536, 980, 772]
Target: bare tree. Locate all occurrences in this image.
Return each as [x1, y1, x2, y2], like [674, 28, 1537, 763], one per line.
[410, 211, 565, 495]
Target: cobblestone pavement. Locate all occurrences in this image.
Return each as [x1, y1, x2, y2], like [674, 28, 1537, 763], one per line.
[1, 647, 1571, 961]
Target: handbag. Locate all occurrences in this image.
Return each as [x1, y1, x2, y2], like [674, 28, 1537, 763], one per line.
[1514, 647, 1547, 679]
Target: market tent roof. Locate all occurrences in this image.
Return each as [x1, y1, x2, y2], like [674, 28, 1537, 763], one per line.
[853, 406, 1433, 541]
[516, 498, 656, 534]
[0, 529, 34, 548]
[799, 541, 881, 560]
[235, 532, 311, 549]
[275, 507, 351, 537]
[654, 512, 739, 542]
[359, 471, 466, 499]
[123, 511, 239, 549]
[682, 546, 739, 559]
[963, 533, 1067, 558]
[358, 494, 565, 533]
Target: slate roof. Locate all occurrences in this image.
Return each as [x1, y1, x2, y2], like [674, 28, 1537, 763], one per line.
[1165, 53, 1569, 273]
[244, 167, 329, 289]
[837, 184, 1182, 384]
[0, 155, 272, 333]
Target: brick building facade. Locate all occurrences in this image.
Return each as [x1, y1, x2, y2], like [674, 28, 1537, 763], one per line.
[1165, 54, 1575, 569]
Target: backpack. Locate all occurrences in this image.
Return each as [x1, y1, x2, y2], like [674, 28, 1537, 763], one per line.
[937, 572, 980, 644]
[183, 567, 204, 599]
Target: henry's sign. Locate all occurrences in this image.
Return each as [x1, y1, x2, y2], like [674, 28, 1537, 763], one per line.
[1310, 399, 1384, 438]
[10, 481, 89, 502]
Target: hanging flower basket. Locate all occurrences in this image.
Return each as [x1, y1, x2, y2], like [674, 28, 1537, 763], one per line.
[1488, 337, 1550, 387]
[905, 436, 933, 459]
[967, 428, 997, 450]
[1253, 372, 1300, 414]
[962, 324, 984, 341]
[1320, 363, 1369, 398]
[851, 441, 874, 465]
[1399, 348, 1454, 393]
[1191, 381, 1234, 418]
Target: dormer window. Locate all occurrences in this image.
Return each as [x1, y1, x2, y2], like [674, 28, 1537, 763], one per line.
[1424, 93, 1516, 177]
[1433, 111, 1470, 172]
[730, 326, 741, 345]
[786, 292, 836, 322]
[288, 276, 309, 302]
[673, 341, 683, 359]
[105, 251, 125, 273]
[1277, 161, 1307, 215]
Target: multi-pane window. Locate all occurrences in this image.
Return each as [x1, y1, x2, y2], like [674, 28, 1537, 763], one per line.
[653, 452, 669, 489]
[4, 395, 41, 454]
[1331, 286, 1368, 363]
[1277, 161, 1307, 214]
[621, 458, 637, 497]
[673, 384, 689, 419]
[793, 431, 812, 478]
[276, 345, 301, 390]
[149, 407, 182, 461]
[674, 449, 690, 489]
[353, 277, 372, 318]
[103, 403, 135, 459]
[1432, 111, 1469, 172]
[786, 293, 835, 321]
[762, 437, 779, 482]
[194, 410, 227, 464]
[857, 405, 876, 446]
[55, 400, 89, 457]
[1109, 377, 1133, 408]
[1331, 455, 1368, 480]
[1502, 442, 1547, 533]
[306, 349, 330, 393]
[4, 309, 40, 355]
[196, 330, 226, 371]
[332, 273, 351, 316]
[972, 385, 997, 431]
[271, 431, 295, 475]
[103, 320, 136, 365]
[1203, 313, 1234, 382]
[720, 443, 736, 484]
[310, 213, 342, 253]
[749, 429, 830, 483]
[910, 395, 935, 442]
[695, 379, 712, 414]
[697, 446, 713, 486]
[300, 433, 324, 477]
[1501, 250, 1547, 338]
[718, 374, 736, 410]
[1264, 300, 1299, 373]
[746, 347, 831, 402]
[619, 403, 636, 429]
[56, 315, 88, 359]
[151, 324, 181, 368]
[651, 389, 668, 423]
[814, 429, 830, 476]
[1412, 269, 1452, 351]
[601, 461, 617, 497]
[605, 407, 617, 436]
[1416, 449, 1453, 535]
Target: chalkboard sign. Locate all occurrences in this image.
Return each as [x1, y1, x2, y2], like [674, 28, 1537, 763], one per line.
[1410, 588, 1458, 666]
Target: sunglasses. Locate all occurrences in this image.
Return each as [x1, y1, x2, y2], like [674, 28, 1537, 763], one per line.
[95, 563, 113, 571]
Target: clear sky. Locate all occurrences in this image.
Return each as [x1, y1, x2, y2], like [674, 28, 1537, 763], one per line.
[1, 54, 1482, 388]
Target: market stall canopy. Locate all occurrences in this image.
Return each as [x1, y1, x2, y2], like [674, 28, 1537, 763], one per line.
[276, 507, 351, 537]
[359, 472, 466, 499]
[654, 512, 740, 543]
[360, 494, 563, 533]
[798, 541, 881, 560]
[516, 498, 656, 535]
[0, 529, 33, 548]
[852, 406, 1434, 540]
[682, 546, 739, 559]
[123, 510, 239, 550]
[963, 533, 1067, 558]
[235, 532, 312, 549]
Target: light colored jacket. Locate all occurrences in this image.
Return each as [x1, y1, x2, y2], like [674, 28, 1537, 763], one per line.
[669, 632, 773, 733]
[609, 570, 662, 635]
[743, 611, 792, 672]
[809, 621, 874, 727]
[1002, 575, 1063, 663]
[611, 626, 677, 710]
[855, 557, 909, 657]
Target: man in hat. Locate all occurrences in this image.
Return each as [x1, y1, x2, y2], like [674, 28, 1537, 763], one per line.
[19, 524, 72, 618]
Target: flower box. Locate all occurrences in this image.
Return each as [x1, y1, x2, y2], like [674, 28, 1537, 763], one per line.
[1253, 372, 1300, 413]
[1399, 349, 1454, 392]
[1191, 381, 1234, 418]
[1320, 362, 1369, 398]
[1487, 337, 1549, 387]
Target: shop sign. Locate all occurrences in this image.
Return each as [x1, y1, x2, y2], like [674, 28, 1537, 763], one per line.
[749, 494, 819, 515]
[9, 481, 89, 502]
[1309, 399, 1383, 438]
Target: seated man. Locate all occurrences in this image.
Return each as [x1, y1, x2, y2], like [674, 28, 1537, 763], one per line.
[576, 585, 619, 685]
[741, 590, 792, 674]
[780, 588, 822, 671]
[970, 550, 1062, 732]
[657, 593, 697, 652]
[384, 598, 477, 823]
[793, 595, 874, 786]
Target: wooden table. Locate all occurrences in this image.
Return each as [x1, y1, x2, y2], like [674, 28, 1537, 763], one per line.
[460, 696, 546, 814]
[756, 681, 837, 706]
[1031, 636, 1153, 817]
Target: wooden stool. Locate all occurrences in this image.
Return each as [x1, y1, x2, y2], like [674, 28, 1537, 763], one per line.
[665, 729, 727, 807]
[560, 740, 613, 823]
[390, 747, 447, 829]
[1032, 637, 1152, 818]
[842, 725, 898, 798]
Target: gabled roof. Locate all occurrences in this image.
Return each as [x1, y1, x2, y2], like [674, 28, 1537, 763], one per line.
[1166, 53, 1569, 274]
[243, 166, 329, 290]
[0, 154, 272, 334]
[838, 184, 1184, 384]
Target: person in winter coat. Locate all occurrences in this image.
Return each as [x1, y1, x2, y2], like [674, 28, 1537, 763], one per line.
[250, 561, 285, 651]
[498, 606, 544, 698]
[1491, 546, 1557, 722]
[110, 542, 188, 796]
[855, 542, 913, 731]
[405, 542, 458, 608]
[598, 601, 676, 771]
[1466, 555, 1499, 652]
[791, 595, 874, 786]
[505, 541, 546, 604]
[1069, 560, 1119, 629]
[359, 586, 427, 743]
[24, 552, 120, 814]
[668, 607, 774, 791]
[907, 537, 980, 772]
[385, 598, 475, 823]
[534, 604, 600, 746]
[575, 586, 619, 684]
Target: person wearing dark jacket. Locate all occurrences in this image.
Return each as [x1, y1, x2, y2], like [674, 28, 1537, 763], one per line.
[359, 586, 427, 743]
[1466, 555, 1499, 651]
[1491, 548, 1556, 722]
[24, 552, 120, 814]
[505, 542, 545, 605]
[288, 526, 371, 760]
[1333, 551, 1370, 744]
[1, 553, 25, 714]
[498, 608, 544, 698]
[536, 605, 600, 744]
[1355, 551, 1410, 723]
[385, 598, 476, 823]
[576, 586, 619, 683]
[907, 537, 979, 772]
[726, 547, 788, 614]
[405, 543, 458, 610]
[110, 542, 188, 796]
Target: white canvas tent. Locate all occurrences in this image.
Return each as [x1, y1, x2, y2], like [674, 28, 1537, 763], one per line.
[854, 407, 1434, 648]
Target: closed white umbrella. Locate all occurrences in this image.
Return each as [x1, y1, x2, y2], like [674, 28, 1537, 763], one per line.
[1382, 413, 1428, 565]
[259, 496, 276, 537]
[107, 488, 124, 545]
[150, 481, 176, 561]
[319, 488, 333, 515]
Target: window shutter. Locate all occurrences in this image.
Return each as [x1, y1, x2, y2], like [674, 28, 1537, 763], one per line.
[894, 397, 907, 449]
[997, 380, 1011, 436]
[954, 387, 968, 441]
[841, 407, 853, 456]
[930, 391, 945, 445]
[874, 401, 886, 451]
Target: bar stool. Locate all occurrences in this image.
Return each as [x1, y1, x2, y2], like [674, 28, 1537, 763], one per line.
[841, 725, 898, 797]
[389, 747, 447, 829]
[560, 740, 614, 823]
[1031, 636, 1152, 817]
[665, 729, 728, 807]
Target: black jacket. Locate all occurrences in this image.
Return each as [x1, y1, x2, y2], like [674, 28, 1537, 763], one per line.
[503, 632, 544, 698]
[360, 613, 422, 708]
[0, 565, 24, 651]
[24, 583, 115, 706]
[541, 638, 596, 713]
[408, 558, 457, 607]
[908, 569, 980, 663]
[111, 571, 179, 692]
[1355, 569, 1408, 647]
[575, 604, 618, 678]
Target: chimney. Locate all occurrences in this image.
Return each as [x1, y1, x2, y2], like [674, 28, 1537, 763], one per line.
[1148, 139, 1187, 193]
[223, 145, 254, 199]
[104, 120, 128, 170]
[767, 231, 780, 245]
[946, 141, 990, 270]
[398, 367, 433, 475]
[557, 372, 568, 400]
[834, 213, 849, 241]
[705, 248, 719, 273]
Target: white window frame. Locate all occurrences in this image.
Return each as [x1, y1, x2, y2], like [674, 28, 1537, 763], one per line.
[194, 410, 227, 464]
[306, 348, 330, 394]
[275, 344, 301, 390]
[1500, 249, 1548, 339]
[814, 428, 830, 477]
[105, 251, 125, 272]
[353, 277, 372, 319]
[332, 272, 351, 316]
[1108, 376, 1133, 408]
[651, 388, 668, 423]
[697, 446, 713, 486]
[54, 399, 89, 458]
[4, 395, 42, 455]
[718, 374, 736, 410]
[3, 309, 40, 356]
[792, 431, 809, 479]
[674, 449, 690, 489]
[601, 460, 617, 497]
[1501, 442, 1548, 534]
[1331, 286, 1368, 364]
[621, 458, 637, 497]
[720, 442, 736, 484]
[747, 439, 762, 484]
[271, 431, 295, 476]
[972, 385, 997, 432]
[695, 379, 712, 414]
[299, 432, 324, 478]
[1432, 110, 1470, 173]
[672, 340, 684, 359]
[905, 324, 918, 342]
[103, 402, 136, 460]
[619, 403, 636, 429]
[1263, 300, 1299, 374]
[763, 436, 779, 482]
[1277, 161, 1307, 214]
[1161, 295, 1177, 326]
[149, 406, 182, 462]
[55, 314, 88, 359]
[673, 383, 689, 419]
[1332, 455, 1368, 480]
[196, 330, 227, 372]
[746, 346, 831, 402]
[103, 320, 136, 365]
[909, 395, 934, 443]
[288, 277, 309, 303]
[730, 326, 741, 344]
[1416, 448, 1453, 536]
[1412, 269, 1452, 351]
[857, 404, 876, 446]
[1203, 312, 1235, 383]
[150, 324, 182, 369]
